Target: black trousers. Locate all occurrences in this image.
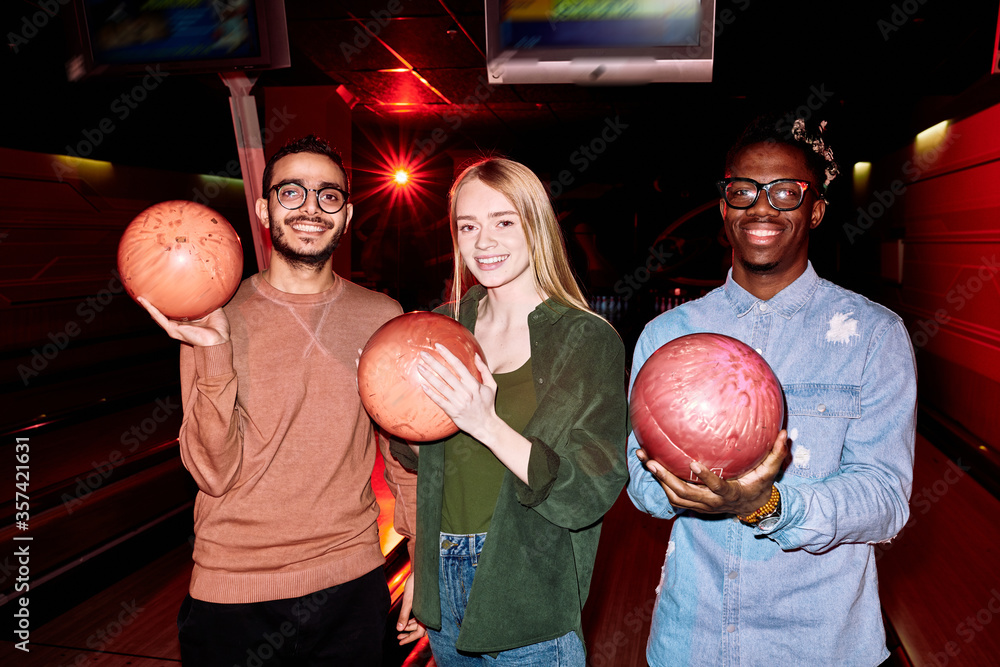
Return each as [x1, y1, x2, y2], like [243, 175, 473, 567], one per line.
[177, 567, 390, 667]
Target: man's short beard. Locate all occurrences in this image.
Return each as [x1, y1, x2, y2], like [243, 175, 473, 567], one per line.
[270, 210, 342, 270]
[739, 257, 779, 274]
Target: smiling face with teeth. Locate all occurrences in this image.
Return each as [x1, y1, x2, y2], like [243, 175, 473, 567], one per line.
[256, 152, 353, 272]
[721, 142, 826, 300]
[453, 178, 535, 296]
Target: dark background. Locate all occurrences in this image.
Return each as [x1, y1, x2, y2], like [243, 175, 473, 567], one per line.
[4, 0, 1000, 318]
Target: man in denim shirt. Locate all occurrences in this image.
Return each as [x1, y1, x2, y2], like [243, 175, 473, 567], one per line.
[627, 115, 917, 666]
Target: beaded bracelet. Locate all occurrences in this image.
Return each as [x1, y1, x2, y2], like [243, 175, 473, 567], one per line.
[738, 485, 780, 526]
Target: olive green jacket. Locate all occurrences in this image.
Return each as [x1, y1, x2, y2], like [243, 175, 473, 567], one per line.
[391, 286, 629, 654]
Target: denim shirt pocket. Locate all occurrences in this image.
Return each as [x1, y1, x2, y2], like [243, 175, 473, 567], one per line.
[782, 383, 861, 479]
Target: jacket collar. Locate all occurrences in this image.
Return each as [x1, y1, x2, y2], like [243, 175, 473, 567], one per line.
[724, 261, 820, 320]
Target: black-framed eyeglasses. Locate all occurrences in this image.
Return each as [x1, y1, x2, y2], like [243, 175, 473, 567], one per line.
[269, 182, 349, 214]
[716, 178, 815, 211]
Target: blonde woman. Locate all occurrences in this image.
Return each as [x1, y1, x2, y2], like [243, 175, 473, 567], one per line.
[392, 157, 628, 665]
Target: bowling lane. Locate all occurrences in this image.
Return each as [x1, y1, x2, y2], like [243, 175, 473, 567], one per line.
[582, 488, 673, 667]
[0, 544, 191, 666]
[580, 432, 1000, 667]
[878, 434, 1000, 667]
[3, 333, 179, 435]
[2, 453, 413, 664]
[10, 425, 997, 666]
[5, 398, 181, 496]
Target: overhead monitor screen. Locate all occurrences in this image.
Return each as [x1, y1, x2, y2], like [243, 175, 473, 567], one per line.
[486, 0, 715, 85]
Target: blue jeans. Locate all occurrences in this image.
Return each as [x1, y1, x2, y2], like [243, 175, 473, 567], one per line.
[427, 532, 586, 667]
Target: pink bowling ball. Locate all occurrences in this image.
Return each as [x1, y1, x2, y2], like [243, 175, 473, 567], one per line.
[630, 333, 784, 482]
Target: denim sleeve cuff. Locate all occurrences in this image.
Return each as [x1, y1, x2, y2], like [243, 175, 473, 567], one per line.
[627, 435, 678, 519]
[627, 472, 679, 520]
[763, 482, 802, 548]
[193, 341, 234, 378]
[515, 436, 559, 507]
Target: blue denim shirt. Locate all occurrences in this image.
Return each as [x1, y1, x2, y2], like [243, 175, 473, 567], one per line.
[627, 263, 917, 667]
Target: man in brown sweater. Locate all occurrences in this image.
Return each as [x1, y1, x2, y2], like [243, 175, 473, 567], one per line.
[141, 135, 421, 665]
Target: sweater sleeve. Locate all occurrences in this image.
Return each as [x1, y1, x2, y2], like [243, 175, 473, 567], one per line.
[379, 428, 419, 564]
[178, 341, 244, 497]
[388, 436, 419, 472]
[369, 299, 419, 563]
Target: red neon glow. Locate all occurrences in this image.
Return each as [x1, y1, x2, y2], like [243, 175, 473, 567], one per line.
[349, 124, 449, 221]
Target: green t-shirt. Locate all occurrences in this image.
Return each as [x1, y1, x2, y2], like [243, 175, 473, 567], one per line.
[440, 358, 537, 534]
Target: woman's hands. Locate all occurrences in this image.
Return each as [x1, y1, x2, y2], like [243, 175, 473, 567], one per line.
[396, 573, 426, 645]
[417, 343, 532, 484]
[416, 344, 499, 445]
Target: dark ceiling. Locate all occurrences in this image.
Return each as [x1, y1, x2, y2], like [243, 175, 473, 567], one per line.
[291, 0, 1000, 163]
[2, 0, 999, 308]
[4, 0, 1000, 208]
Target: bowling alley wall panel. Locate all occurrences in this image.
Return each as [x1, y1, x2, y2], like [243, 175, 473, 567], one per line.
[0, 148, 258, 614]
[862, 103, 1000, 461]
[0, 147, 256, 373]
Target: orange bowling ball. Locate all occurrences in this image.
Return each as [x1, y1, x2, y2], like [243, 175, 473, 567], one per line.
[117, 200, 243, 321]
[358, 312, 486, 442]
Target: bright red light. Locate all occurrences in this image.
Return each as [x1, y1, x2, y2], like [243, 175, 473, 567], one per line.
[349, 124, 449, 219]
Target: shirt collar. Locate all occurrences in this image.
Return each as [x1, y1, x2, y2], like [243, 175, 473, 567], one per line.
[459, 285, 570, 327]
[530, 298, 570, 324]
[724, 261, 820, 319]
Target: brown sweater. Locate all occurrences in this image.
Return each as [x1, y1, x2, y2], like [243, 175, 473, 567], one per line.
[178, 273, 417, 603]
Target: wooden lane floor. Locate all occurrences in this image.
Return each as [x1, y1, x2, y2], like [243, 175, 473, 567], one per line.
[4, 433, 996, 666]
[879, 433, 1000, 667]
[0, 543, 189, 665]
[581, 432, 1000, 666]
[582, 487, 673, 667]
[0, 455, 409, 666]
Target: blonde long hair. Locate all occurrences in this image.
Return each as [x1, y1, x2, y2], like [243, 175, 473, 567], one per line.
[448, 158, 592, 318]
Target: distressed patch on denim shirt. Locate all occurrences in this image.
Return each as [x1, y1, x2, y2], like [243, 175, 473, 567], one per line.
[792, 443, 811, 468]
[656, 541, 675, 595]
[825, 312, 860, 344]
